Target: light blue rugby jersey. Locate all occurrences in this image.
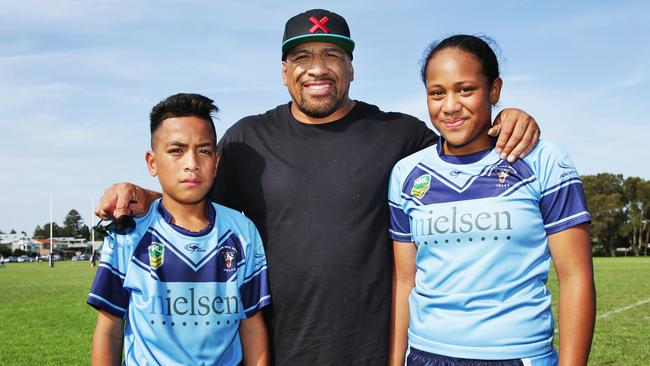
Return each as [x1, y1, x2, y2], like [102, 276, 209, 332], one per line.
[389, 139, 590, 360]
[87, 199, 271, 366]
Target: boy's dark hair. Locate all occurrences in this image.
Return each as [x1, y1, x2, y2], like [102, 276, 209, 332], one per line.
[149, 93, 219, 146]
[420, 34, 500, 88]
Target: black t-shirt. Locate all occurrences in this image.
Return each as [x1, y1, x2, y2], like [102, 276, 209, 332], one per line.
[212, 101, 437, 365]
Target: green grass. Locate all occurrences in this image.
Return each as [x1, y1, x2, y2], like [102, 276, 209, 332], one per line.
[547, 257, 650, 365]
[0, 258, 649, 365]
[0, 261, 97, 365]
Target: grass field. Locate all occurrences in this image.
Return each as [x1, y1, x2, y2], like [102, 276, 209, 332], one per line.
[0, 258, 649, 365]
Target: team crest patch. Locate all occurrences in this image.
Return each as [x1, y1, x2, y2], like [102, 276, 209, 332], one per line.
[495, 168, 509, 183]
[223, 251, 235, 268]
[217, 245, 239, 274]
[148, 242, 164, 269]
[489, 165, 518, 187]
[411, 174, 432, 198]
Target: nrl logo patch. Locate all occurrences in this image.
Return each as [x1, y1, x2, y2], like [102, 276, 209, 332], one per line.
[411, 174, 432, 199]
[148, 242, 164, 269]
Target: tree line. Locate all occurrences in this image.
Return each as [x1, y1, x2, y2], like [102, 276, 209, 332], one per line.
[3, 175, 649, 258]
[31, 209, 106, 241]
[583, 173, 649, 256]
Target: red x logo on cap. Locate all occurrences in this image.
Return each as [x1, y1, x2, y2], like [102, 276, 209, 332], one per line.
[309, 16, 329, 33]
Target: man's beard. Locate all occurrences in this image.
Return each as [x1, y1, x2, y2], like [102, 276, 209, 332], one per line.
[295, 87, 345, 119]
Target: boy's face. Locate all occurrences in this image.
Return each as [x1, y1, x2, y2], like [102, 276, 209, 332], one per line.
[146, 116, 219, 206]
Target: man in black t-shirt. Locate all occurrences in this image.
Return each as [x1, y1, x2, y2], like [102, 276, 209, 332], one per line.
[96, 9, 540, 366]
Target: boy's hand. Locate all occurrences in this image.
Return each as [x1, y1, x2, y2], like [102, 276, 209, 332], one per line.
[488, 108, 540, 163]
[95, 183, 160, 220]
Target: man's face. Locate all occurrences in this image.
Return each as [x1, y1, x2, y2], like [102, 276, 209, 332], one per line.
[282, 42, 354, 119]
[146, 116, 219, 207]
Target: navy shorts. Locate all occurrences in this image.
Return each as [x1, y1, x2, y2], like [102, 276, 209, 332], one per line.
[406, 347, 558, 366]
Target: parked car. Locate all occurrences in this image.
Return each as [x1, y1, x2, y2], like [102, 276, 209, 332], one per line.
[72, 254, 92, 261]
[3, 256, 17, 263]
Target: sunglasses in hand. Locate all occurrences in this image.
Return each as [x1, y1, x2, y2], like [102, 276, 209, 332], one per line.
[95, 215, 136, 235]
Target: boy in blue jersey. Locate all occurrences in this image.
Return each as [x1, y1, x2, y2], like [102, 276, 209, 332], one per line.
[388, 36, 595, 366]
[87, 93, 271, 366]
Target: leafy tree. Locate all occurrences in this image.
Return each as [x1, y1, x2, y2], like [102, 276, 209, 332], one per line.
[10, 229, 16, 234]
[33, 225, 44, 238]
[63, 209, 84, 237]
[80, 225, 90, 241]
[40, 222, 62, 238]
[582, 173, 626, 256]
[622, 177, 650, 256]
[0, 245, 11, 257]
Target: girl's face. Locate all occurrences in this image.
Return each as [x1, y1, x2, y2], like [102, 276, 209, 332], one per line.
[425, 47, 502, 155]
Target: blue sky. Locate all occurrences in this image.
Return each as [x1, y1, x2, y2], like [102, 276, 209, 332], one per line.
[1, 0, 649, 233]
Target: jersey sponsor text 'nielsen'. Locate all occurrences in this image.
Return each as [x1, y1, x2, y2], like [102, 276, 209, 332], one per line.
[148, 287, 240, 316]
[413, 206, 513, 236]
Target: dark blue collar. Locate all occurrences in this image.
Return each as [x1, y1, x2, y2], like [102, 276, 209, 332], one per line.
[157, 200, 216, 237]
[436, 137, 496, 165]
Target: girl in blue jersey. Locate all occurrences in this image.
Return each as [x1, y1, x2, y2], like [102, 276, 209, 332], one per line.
[388, 35, 595, 366]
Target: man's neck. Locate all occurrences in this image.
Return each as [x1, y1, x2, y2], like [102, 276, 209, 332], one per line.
[161, 196, 210, 232]
[290, 98, 356, 124]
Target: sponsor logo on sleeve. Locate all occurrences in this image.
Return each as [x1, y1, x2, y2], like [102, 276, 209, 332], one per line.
[254, 252, 266, 266]
[558, 155, 578, 179]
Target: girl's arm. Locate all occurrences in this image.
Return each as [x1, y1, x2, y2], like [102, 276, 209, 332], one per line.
[91, 310, 124, 366]
[548, 223, 596, 366]
[240, 312, 270, 366]
[388, 241, 417, 366]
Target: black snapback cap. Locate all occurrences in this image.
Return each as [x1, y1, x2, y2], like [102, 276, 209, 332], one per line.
[282, 9, 355, 60]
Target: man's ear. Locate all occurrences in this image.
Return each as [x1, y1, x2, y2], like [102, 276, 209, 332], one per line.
[348, 58, 354, 82]
[490, 77, 503, 105]
[213, 152, 221, 178]
[145, 150, 157, 177]
[282, 61, 288, 86]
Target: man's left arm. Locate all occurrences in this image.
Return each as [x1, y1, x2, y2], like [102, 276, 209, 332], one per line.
[489, 108, 541, 162]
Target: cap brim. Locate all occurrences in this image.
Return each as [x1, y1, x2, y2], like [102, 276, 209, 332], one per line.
[282, 34, 355, 57]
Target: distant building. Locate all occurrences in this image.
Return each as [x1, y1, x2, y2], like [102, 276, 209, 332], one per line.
[2, 233, 96, 257]
[1, 232, 39, 253]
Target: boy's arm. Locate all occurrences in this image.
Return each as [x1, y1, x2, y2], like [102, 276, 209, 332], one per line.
[91, 309, 124, 366]
[240, 312, 269, 366]
[548, 223, 596, 366]
[388, 241, 417, 366]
